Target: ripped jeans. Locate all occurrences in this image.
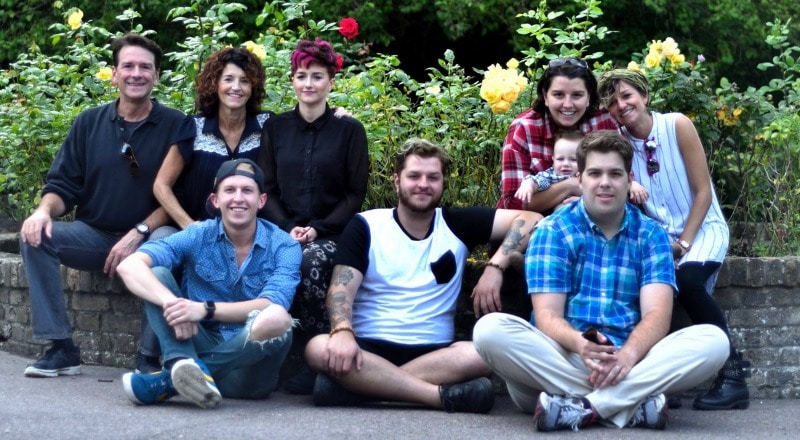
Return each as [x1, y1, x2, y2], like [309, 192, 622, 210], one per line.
[146, 267, 292, 399]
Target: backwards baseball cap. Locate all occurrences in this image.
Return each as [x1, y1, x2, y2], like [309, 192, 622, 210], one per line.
[212, 158, 265, 193]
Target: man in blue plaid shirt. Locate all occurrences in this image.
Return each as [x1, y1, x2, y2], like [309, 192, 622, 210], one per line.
[474, 131, 729, 432]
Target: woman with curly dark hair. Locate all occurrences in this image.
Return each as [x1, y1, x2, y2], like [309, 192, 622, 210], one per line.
[153, 47, 271, 231]
[257, 38, 369, 394]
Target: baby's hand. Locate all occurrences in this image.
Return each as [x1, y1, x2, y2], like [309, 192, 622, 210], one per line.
[629, 181, 649, 205]
[513, 179, 538, 207]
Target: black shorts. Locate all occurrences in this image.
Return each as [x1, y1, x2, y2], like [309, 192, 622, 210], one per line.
[355, 337, 451, 366]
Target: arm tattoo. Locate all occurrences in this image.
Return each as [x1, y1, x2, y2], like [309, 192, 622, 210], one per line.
[327, 291, 353, 328]
[332, 267, 354, 287]
[500, 218, 527, 256]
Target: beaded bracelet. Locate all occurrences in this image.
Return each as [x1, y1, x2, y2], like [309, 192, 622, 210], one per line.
[485, 261, 505, 272]
[330, 326, 356, 337]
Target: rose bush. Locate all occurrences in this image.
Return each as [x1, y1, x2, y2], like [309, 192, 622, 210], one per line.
[1, 0, 798, 255]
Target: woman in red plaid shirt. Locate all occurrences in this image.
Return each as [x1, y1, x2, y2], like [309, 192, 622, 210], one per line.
[497, 58, 619, 213]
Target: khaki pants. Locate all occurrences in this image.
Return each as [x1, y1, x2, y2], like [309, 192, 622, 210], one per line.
[474, 313, 728, 427]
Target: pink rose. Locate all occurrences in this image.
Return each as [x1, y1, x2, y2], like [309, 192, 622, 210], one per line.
[338, 17, 359, 40]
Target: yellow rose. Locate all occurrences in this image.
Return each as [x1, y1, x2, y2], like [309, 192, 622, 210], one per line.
[243, 41, 266, 61]
[506, 58, 520, 70]
[627, 61, 644, 73]
[490, 99, 511, 114]
[67, 9, 84, 30]
[502, 89, 519, 103]
[661, 37, 680, 58]
[650, 40, 663, 54]
[480, 83, 502, 104]
[669, 53, 685, 66]
[95, 67, 112, 81]
[645, 53, 661, 69]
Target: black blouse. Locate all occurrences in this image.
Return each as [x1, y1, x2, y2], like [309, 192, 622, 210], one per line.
[258, 105, 369, 241]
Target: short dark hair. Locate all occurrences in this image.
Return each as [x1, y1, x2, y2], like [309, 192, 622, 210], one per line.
[532, 58, 600, 123]
[195, 47, 266, 117]
[111, 33, 163, 69]
[393, 138, 451, 176]
[576, 130, 633, 173]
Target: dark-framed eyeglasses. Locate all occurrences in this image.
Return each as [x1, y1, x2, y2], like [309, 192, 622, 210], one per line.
[644, 139, 659, 176]
[547, 57, 589, 70]
[120, 142, 141, 177]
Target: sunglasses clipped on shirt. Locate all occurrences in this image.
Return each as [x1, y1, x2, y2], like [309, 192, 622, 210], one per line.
[120, 142, 141, 177]
[547, 57, 589, 70]
[644, 139, 660, 176]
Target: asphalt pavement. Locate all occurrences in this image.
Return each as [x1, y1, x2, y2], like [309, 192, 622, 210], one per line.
[1, 350, 797, 440]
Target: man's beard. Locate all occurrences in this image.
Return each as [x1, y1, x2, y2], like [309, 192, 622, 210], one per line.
[397, 187, 442, 214]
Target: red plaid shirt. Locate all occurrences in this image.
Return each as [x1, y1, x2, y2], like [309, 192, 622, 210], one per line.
[496, 109, 619, 209]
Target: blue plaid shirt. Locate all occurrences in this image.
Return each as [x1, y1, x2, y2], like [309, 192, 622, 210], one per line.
[139, 218, 301, 340]
[526, 200, 676, 347]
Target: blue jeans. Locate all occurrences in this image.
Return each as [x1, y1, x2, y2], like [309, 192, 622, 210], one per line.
[20, 221, 125, 340]
[147, 267, 292, 399]
[20, 220, 161, 356]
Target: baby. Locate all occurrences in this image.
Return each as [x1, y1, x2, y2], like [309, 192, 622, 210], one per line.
[514, 130, 648, 207]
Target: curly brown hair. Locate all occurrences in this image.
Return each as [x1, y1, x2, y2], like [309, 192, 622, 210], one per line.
[194, 47, 266, 117]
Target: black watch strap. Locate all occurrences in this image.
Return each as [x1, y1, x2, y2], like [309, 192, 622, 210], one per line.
[204, 300, 216, 320]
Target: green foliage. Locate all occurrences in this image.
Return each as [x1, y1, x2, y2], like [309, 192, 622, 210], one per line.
[1, 0, 799, 255]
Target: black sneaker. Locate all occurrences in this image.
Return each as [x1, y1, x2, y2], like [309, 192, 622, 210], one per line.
[439, 377, 494, 413]
[134, 351, 162, 374]
[284, 365, 317, 395]
[534, 392, 595, 432]
[312, 373, 367, 407]
[627, 394, 669, 429]
[24, 345, 81, 378]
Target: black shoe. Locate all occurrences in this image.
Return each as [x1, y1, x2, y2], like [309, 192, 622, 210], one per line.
[135, 351, 162, 374]
[667, 395, 683, 409]
[693, 351, 751, 410]
[312, 374, 366, 407]
[24, 344, 81, 378]
[439, 377, 494, 413]
[284, 365, 317, 395]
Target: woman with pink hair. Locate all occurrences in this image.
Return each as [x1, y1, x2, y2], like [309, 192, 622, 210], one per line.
[258, 38, 369, 394]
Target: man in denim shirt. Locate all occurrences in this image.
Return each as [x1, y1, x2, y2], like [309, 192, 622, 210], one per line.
[474, 131, 729, 431]
[117, 159, 301, 408]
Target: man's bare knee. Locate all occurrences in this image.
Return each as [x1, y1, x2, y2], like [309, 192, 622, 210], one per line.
[304, 334, 330, 371]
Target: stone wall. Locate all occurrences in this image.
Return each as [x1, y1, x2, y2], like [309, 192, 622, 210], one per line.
[1, 247, 798, 399]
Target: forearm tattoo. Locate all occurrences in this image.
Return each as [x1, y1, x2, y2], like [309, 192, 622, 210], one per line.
[500, 218, 528, 256]
[327, 266, 356, 328]
[327, 291, 353, 329]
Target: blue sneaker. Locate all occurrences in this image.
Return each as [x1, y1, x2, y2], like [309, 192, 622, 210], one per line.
[171, 359, 221, 409]
[122, 370, 176, 405]
[24, 345, 81, 378]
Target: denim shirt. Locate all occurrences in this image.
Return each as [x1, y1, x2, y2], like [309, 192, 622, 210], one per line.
[139, 218, 301, 340]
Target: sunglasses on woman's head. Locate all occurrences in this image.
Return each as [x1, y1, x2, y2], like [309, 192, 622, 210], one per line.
[547, 58, 589, 70]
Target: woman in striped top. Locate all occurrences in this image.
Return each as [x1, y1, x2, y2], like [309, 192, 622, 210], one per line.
[598, 69, 749, 412]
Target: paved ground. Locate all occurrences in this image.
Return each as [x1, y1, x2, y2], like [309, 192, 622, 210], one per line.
[1, 350, 798, 440]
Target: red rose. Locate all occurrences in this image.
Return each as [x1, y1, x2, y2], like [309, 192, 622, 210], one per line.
[335, 54, 344, 72]
[338, 17, 359, 40]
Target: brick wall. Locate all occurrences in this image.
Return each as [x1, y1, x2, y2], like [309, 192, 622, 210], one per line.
[1, 250, 799, 399]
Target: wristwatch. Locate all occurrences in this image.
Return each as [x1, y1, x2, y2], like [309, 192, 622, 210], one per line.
[204, 300, 216, 320]
[677, 239, 691, 252]
[135, 222, 150, 239]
